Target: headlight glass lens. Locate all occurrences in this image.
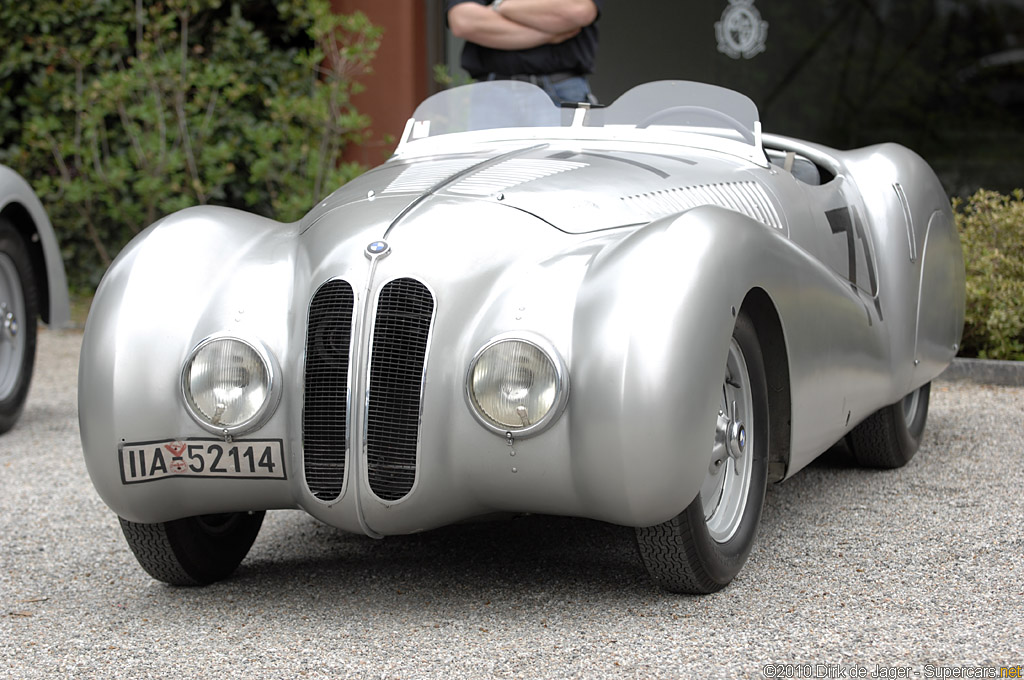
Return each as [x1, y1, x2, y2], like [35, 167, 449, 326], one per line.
[184, 338, 271, 430]
[470, 339, 560, 431]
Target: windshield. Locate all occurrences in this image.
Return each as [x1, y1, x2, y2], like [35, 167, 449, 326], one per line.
[404, 80, 760, 145]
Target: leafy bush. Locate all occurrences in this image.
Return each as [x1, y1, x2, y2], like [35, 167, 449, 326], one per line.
[955, 189, 1024, 361]
[0, 0, 380, 290]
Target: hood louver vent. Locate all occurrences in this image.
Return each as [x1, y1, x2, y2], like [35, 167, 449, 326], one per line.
[382, 159, 480, 194]
[621, 181, 782, 229]
[448, 159, 587, 196]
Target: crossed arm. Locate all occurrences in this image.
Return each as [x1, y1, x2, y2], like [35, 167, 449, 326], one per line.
[448, 0, 598, 50]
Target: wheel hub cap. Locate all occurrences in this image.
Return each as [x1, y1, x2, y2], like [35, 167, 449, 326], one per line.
[710, 404, 746, 475]
[729, 421, 746, 461]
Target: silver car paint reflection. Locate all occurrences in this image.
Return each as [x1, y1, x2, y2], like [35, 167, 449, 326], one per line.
[79, 81, 965, 534]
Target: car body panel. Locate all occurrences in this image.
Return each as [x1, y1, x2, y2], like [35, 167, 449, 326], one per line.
[79, 81, 964, 532]
[0, 164, 71, 328]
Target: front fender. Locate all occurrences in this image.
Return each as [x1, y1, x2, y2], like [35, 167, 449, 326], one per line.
[569, 207, 780, 526]
[569, 201, 900, 524]
[79, 206, 300, 521]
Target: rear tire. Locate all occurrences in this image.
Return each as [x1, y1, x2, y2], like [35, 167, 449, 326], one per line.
[635, 311, 769, 593]
[119, 511, 265, 586]
[0, 219, 38, 434]
[846, 382, 930, 469]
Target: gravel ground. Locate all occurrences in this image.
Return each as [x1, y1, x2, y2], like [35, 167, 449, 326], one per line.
[2, 328, 1022, 679]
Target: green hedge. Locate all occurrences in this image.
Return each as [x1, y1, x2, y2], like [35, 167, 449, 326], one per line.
[956, 189, 1024, 361]
[1, 0, 380, 290]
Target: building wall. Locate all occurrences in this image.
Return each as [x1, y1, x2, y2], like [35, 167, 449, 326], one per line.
[588, 0, 1024, 195]
[331, 0, 438, 165]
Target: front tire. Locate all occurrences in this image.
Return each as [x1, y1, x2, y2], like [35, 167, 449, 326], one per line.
[635, 311, 769, 593]
[119, 511, 265, 586]
[0, 219, 38, 434]
[846, 382, 930, 469]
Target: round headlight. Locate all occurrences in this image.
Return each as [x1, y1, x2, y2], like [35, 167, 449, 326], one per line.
[181, 336, 279, 435]
[467, 336, 568, 436]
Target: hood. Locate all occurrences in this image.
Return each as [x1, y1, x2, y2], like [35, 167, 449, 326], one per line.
[301, 142, 783, 236]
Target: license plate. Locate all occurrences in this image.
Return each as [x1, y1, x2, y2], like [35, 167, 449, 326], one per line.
[119, 438, 286, 484]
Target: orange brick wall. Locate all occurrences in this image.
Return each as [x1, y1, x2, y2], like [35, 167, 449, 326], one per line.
[331, 0, 430, 166]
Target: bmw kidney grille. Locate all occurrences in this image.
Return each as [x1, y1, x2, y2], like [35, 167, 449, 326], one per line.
[303, 280, 355, 501]
[365, 278, 434, 501]
[302, 277, 434, 503]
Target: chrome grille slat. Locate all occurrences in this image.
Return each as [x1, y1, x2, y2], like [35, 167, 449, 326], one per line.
[366, 278, 434, 502]
[303, 280, 354, 501]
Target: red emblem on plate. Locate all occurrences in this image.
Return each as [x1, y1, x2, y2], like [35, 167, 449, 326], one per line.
[165, 440, 187, 457]
[170, 458, 187, 473]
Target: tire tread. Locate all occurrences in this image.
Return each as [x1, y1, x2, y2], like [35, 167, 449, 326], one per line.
[118, 517, 199, 586]
[847, 383, 930, 469]
[636, 515, 721, 594]
[118, 511, 265, 586]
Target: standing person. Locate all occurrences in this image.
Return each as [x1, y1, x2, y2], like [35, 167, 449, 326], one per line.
[446, 0, 602, 105]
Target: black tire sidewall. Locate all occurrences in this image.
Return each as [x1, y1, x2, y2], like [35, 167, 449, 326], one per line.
[684, 311, 770, 586]
[847, 381, 931, 469]
[164, 511, 266, 584]
[0, 219, 38, 433]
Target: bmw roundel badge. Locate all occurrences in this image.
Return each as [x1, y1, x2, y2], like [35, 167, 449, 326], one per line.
[365, 240, 390, 259]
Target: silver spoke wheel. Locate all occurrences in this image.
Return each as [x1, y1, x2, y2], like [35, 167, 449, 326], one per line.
[634, 310, 769, 593]
[701, 336, 754, 543]
[0, 251, 28, 400]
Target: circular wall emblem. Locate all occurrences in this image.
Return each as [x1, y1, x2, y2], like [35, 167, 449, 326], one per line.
[715, 0, 768, 60]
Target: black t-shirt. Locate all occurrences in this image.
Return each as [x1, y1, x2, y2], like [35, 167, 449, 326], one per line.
[447, 0, 602, 78]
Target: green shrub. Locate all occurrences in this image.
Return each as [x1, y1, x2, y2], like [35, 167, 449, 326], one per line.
[0, 0, 380, 290]
[955, 189, 1024, 361]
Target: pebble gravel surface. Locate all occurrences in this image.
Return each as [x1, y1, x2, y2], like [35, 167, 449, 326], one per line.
[2, 329, 1022, 679]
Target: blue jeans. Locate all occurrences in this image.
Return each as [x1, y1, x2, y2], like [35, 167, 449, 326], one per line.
[485, 74, 596, 106]
[536, 75, 595, 106]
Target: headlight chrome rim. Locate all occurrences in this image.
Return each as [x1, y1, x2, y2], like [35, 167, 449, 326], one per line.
[465, 333, 569, 438]
[180, 333, 282, 437]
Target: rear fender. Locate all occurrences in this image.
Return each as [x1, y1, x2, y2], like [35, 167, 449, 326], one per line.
[837, 143, 963, 391]
[914, 208, 965, 380]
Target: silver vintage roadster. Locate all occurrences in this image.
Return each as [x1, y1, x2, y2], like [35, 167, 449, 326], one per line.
[79, 81, 965, 593]
[1, 165, 70, 433]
